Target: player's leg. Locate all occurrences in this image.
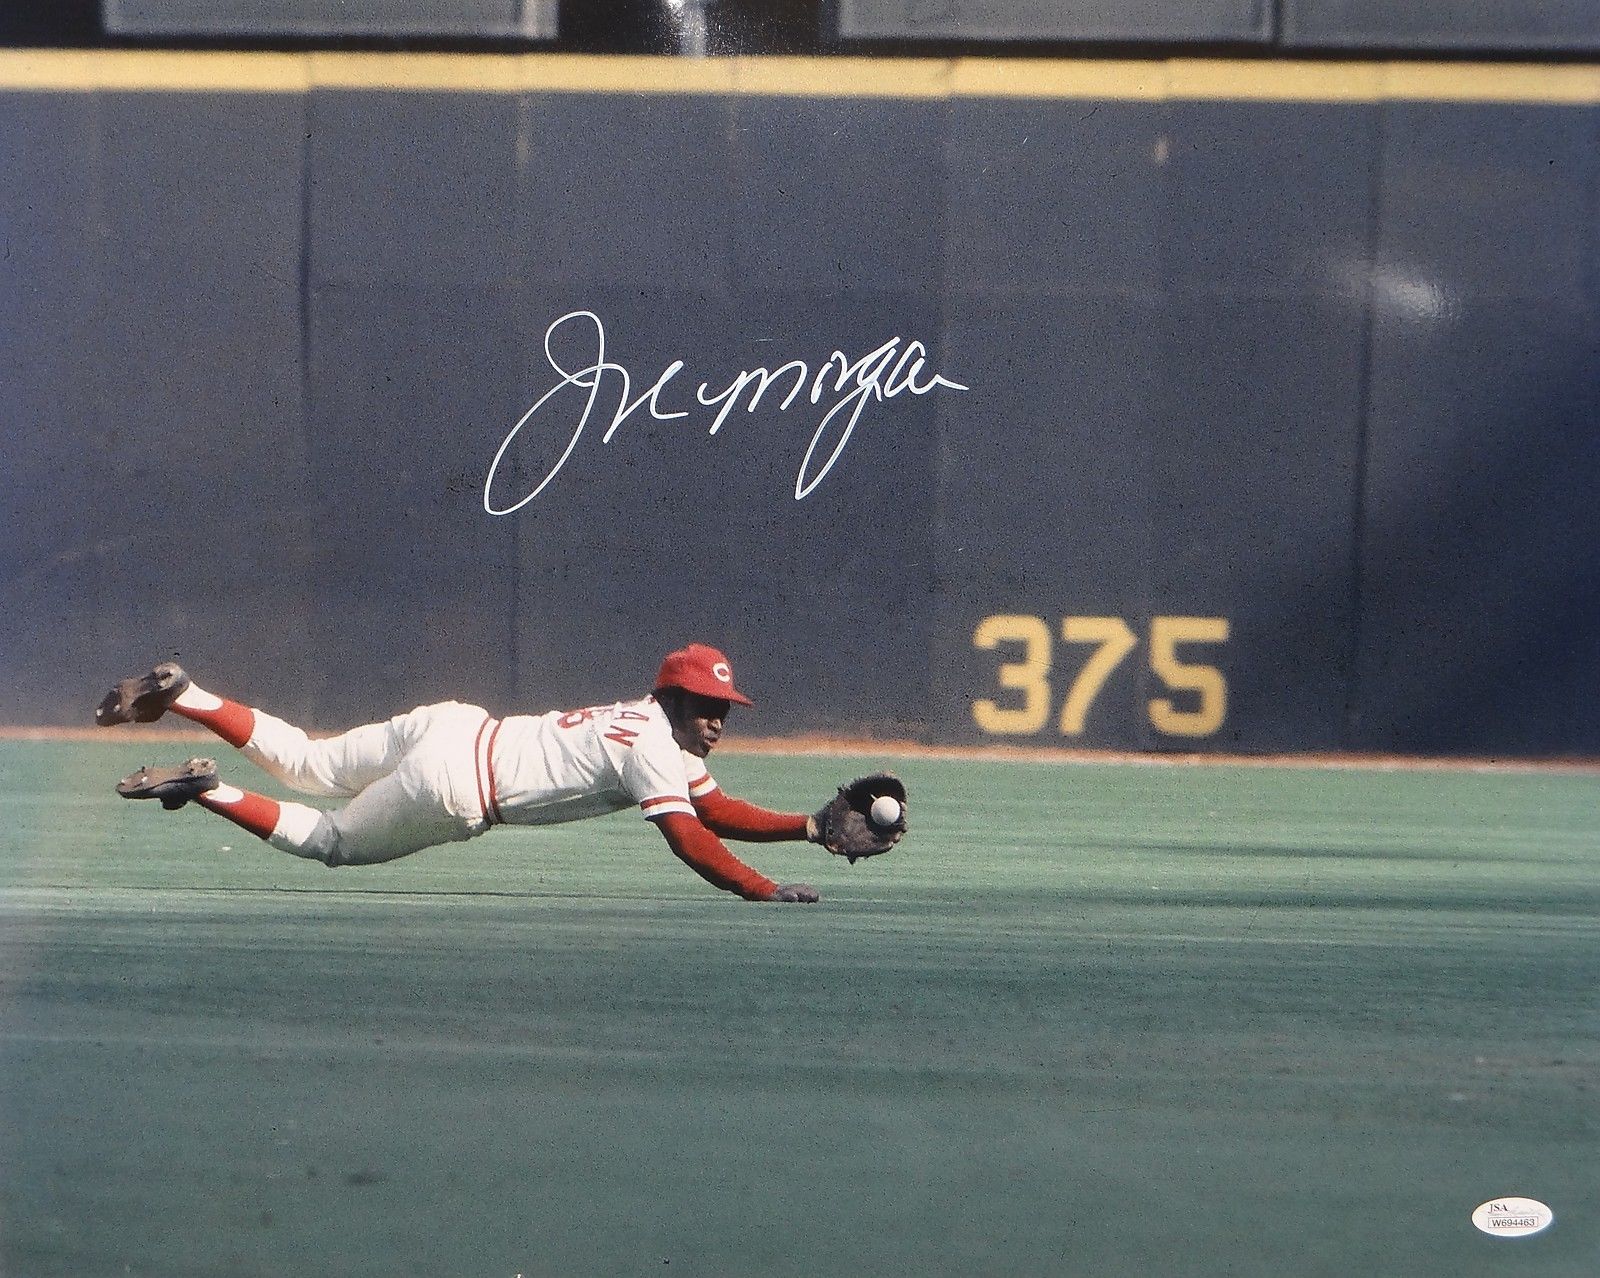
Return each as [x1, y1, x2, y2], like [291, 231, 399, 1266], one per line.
[117, 756, 477, 867]
[240, 709, 413, 799]
[116, 757, 297, 850]
[97, 662, 254, 745]
[96, 661, 421, 798]
[240, 701, 493, 800]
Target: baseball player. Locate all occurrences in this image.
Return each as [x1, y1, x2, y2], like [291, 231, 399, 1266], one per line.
[97, 643, 906, 903]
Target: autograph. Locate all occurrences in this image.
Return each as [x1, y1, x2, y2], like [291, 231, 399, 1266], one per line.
[483, 310, 968, 514]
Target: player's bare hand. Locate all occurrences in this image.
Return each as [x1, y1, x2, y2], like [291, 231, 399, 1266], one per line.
[772, 883, 820, 904]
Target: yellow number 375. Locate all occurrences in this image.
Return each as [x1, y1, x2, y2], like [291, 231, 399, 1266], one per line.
[972, 614, 1230, 739]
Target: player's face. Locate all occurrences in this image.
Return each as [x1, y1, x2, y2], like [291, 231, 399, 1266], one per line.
[666, 691, 730, 757]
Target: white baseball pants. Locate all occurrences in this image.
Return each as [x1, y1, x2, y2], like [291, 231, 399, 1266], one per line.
[241, 700, 492, 866]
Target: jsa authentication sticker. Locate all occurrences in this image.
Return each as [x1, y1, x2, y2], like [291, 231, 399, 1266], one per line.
[1471, 1198, 1554, 1238]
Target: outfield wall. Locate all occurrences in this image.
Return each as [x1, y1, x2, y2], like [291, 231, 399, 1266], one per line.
[2, 53, 1597, 755]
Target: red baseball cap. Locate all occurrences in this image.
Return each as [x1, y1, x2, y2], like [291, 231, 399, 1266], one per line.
[654, 643, 754, 707]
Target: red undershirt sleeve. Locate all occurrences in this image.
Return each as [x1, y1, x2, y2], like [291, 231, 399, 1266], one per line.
[652, 811, 779, 901]
[692, 787, 810, 842]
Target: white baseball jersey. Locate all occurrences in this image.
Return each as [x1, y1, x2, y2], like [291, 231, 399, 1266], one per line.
[483, 695, 716, 826]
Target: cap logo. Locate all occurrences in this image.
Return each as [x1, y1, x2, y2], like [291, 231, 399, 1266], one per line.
[711, 662, 732, 684]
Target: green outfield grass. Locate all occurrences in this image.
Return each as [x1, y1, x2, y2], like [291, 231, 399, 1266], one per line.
[2, 739, 1596, 1277]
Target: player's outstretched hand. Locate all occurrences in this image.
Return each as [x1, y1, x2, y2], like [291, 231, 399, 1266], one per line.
[772, 883, 820, 904]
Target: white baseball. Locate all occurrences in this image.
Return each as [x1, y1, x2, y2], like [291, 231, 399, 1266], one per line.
[870, 795, 902, 827]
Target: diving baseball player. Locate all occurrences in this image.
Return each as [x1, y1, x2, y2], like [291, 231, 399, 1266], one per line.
[97, 643, 907, 903]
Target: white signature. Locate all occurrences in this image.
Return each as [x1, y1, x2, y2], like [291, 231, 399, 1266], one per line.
[483, 310, 968, 514]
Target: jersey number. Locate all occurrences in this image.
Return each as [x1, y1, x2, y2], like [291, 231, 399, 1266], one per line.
[559, 705, 650, 748]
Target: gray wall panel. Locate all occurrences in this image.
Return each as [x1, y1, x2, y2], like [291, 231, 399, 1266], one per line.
[1, 95, 103, 722]
[932, 293, 1160, 748]
[1, 92, 311, 723]
[945, 99, 1165, 295]
[1373, 104, 1598, 305]
[0, 94, 99, 585]
[105, 0, 555, 37]
[1284, 0, 1600, 51]
[1162, 102, 1377, 298]
[1355, 301, 1600, 754]
[85, 95, 310, 709]
[838, 0, 1270, 43]
[311, 91, 532, 288]
[1147, 294, 1364, 751]
[936, 294, 1158, 597]
[729, 95, 947, 293]
[522, 93, 738, 294]
[305, 282, 524, 726]
[1352, 103, 1600, 753]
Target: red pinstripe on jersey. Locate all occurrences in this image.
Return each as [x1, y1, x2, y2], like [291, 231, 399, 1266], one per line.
[474, 716, 505, 826]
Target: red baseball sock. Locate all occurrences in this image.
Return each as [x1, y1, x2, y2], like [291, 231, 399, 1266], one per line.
[170, 686, 255, 748]
[197, 785, 280, 841]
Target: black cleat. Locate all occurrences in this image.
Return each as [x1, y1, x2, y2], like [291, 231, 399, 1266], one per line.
[116, 757, 220, 810]
[96, 662, 191, 727]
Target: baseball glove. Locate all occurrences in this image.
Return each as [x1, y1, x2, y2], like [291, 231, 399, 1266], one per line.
[811, 773, 908, 863]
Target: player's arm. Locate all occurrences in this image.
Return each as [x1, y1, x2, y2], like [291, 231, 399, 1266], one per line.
[691, 784, 818, 843]
[650, 811, 818, 903]
[683, 765, 820, 844]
